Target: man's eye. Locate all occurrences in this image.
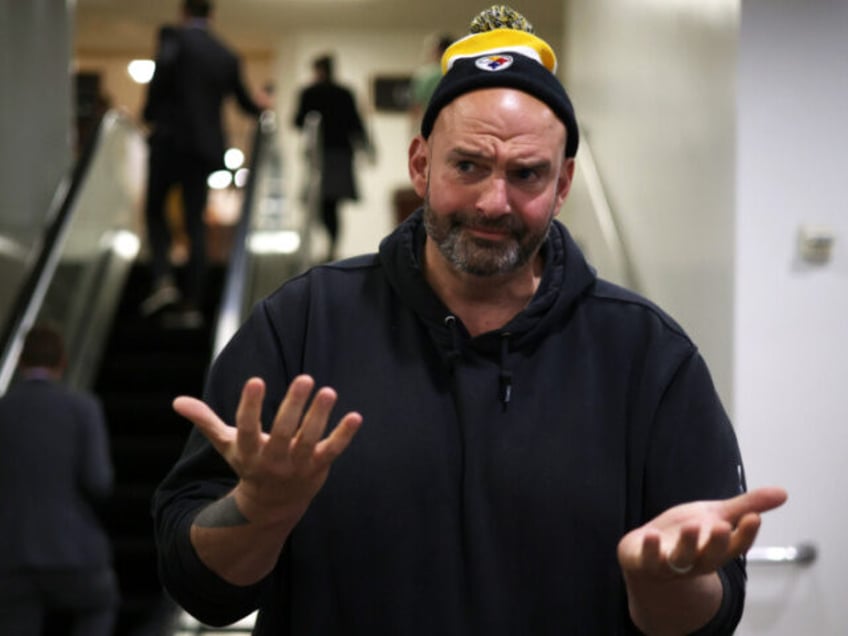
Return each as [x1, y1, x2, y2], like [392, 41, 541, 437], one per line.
[456, 161, 476, 173]
[513, 167, 539, 181]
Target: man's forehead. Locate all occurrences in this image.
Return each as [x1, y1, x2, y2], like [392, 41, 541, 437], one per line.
[434, 88, 567, 145]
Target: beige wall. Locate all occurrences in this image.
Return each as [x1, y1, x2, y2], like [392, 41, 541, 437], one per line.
[561, 0, 739, 406]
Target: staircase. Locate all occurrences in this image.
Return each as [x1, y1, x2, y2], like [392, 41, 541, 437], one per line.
[94, 263, 223, 636]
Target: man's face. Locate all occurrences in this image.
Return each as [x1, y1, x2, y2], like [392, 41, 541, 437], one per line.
[411, 88, 574, 277]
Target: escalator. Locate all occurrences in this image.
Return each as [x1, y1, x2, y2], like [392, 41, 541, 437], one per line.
[93, 262, 223, 635]
[0, 108, 303, 635]
[89, 108, 294, 634]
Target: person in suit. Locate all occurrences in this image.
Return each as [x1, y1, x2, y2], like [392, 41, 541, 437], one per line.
[141, 0, 269, 323]
[0, 324, 119, 636]
[293, 54, 373, 262]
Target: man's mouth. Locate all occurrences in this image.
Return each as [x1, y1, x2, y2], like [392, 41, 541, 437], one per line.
[463, 223, 513, 241]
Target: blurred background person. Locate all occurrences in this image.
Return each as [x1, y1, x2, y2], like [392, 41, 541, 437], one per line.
[140, 0, 270, 325]
[293, 53, 373, 262]
[408, 32, 454, 133]
[0, 324, 119, 636]
[393, 32, 455, 226]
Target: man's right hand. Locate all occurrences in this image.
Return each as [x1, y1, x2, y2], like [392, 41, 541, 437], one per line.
[172, 375, 362, 584]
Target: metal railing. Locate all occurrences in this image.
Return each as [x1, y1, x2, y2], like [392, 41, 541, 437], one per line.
[211, 110, 275, 359]
[0, 110, 145, 393]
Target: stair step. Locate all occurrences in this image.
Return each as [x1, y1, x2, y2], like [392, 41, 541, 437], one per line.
[93, 261, 223, 635]
[98, 353, 209, 392]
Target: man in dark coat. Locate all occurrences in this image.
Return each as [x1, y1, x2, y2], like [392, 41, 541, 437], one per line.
[294, 54, 372, 262]
[153, 8, 787, 634]
[141, 0, 268, 322]
[0, 324, 118, 636]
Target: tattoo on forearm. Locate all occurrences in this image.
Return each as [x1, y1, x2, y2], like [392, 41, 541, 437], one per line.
[194, 495, 250, 528]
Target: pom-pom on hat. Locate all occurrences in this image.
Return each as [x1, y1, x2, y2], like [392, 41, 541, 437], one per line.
[421, 5, 579, 158]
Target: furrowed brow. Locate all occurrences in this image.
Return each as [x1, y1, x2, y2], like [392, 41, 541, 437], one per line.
[448, 147, 489, 162]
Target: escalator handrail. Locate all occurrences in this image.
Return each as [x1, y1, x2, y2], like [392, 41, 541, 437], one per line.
[0, 110, 112, 394]
[211, 110, 274, 361]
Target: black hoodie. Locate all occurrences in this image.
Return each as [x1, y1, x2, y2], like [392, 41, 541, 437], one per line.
[154, 210, 746, 635]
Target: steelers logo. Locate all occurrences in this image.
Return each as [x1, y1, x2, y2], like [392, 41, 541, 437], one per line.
[475, 54, 514, 72]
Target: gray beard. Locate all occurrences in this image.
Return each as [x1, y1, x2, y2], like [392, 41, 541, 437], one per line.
[422, 195, 553, 277]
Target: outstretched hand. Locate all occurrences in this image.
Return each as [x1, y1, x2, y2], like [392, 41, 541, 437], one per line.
[618, 486, 788, 580]
[173, 375, 362, 527]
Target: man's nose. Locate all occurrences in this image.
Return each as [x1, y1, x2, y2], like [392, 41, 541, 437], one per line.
[476, 176, 511, 216]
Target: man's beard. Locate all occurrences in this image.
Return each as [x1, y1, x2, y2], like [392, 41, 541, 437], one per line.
[422, 196, 553, 277]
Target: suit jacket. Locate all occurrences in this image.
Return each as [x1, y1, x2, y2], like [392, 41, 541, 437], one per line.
[0, 377, 114, 571]
[143, 21, 261, 171]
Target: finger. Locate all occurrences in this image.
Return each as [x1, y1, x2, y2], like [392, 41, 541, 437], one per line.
[640, 530, 663, 572]
[235, 377, 265, 457]
[696, 521, 732, 570]
[289, 389, 335, 464]
[266, 375, 316, 455]
[296, 386, 338, 447]
[667, 524, 699, 575]
[173, 395, 234, 453]
[729, 512, 763, 558]
[720, 487, 788, 523]
[314, 411, 363, 466]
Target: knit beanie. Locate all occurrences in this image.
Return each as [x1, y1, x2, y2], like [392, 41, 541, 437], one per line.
[420, 5, 579, 158]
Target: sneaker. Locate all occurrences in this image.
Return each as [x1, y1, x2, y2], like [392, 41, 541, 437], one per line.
[141, 279, 181, 316]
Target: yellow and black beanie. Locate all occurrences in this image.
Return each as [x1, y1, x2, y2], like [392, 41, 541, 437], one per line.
[420, 5, 579, 158]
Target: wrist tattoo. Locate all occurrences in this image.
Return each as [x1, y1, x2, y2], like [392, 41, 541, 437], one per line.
[194, 494, 250, 528]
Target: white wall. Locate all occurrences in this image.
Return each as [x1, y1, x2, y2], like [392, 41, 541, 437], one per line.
[736, 0, 848, 471]
[561, 0, 739, 406]
[735, 1, 848, 631]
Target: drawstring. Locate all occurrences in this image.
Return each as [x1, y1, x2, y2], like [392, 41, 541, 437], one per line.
[499, 333, 513, 411]
[443, 315, 462, 370]
[443, 316, 513, 410]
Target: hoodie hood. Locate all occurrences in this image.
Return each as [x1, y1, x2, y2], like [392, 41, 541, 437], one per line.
[378, 209, 598, 358]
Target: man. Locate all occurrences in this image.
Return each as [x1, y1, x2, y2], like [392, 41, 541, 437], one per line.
[0, 324, 119, 636]
[154, 7, 786, 634]
[141, 0, 268, 322]
[293, 54, 371, 262]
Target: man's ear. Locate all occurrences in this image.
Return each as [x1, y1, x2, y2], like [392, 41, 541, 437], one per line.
[408, 135, 430, 199]
[555, 157, 576, 209]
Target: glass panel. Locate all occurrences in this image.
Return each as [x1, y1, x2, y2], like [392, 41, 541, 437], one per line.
[31, 111, 147, 389]
[211, 111, 312, 361]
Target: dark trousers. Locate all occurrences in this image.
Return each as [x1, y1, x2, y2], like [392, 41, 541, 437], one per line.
[321, 198, 340, 256]
[144, 139, 210, 305]
[0, 567, 119, 636]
